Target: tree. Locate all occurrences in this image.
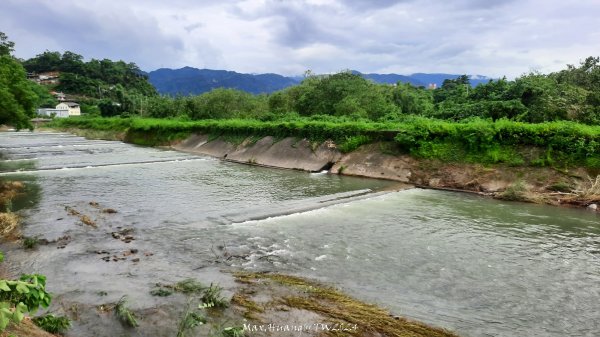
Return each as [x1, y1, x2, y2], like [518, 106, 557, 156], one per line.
[60, 51, 85, 74]
[290, 71, 398, 119]
[22, 52, 157, 97]
[0, 55, 37, 129]
[0, 33, 37, 129]
[392, 82, 434, 116]
[552, 56, 600, 91]
[29, 82, 58, 108]
[0, 32, 15, 56]
[186, 88, 266, 120]
[22, 51, 62, 73]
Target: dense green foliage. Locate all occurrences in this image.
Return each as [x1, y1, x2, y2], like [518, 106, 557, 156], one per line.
[29, 82, 58, 108]
[0, 32, 15, 57]
[393, 117, 600, 167]
[0, 55, 37, 129]
[0, 274, 52, 331]
[0, 33, 61, 127]
[32, 314, 71, 334]
[71, 59, 599, 126]
[5, 24, 600, 128]
[49, 116, 600, 168]
[10, 25, 600, 128]
[49, 117, 390, 146]
[22, 51, 156, 97]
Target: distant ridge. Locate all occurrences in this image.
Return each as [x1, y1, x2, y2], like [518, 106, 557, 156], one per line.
[148, 67, 299, 95]
[147, 67, 493, 95]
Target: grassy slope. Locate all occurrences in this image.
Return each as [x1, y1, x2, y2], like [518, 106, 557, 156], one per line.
[48, 116, 600, 170]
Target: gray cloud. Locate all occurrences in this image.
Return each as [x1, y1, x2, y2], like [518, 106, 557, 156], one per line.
[0, 0, 188, 69]
[338, 0, 411, 11]
[184, 23, 204, 33]
[1, 0, 599, 78]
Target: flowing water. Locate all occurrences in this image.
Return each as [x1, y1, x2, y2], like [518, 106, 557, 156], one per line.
[1, 131, 599, 337]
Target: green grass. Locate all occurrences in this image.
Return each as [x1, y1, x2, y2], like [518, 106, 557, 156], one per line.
[32, 314, 71, 334]
[115, 296, 139, 328]
[48, 116, 600, 169]
[200, 283, 228, 309]
[173, 279, 206, 294]
[338, 135, 372, 153]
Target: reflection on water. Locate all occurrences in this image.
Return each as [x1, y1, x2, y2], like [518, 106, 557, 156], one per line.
[1, 131, 599, 337]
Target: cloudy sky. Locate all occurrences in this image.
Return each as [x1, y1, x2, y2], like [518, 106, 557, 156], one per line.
[1, 0, 598, 77]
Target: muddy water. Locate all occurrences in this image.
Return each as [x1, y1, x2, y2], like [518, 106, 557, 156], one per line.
[1, 131, 599, 337]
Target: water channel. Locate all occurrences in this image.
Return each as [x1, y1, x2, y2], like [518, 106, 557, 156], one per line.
[1, 131, 598, 337]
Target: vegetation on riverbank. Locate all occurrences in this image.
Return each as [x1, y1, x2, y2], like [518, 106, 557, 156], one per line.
[233, 272, 459, 337]
[0, 181, 57, 336]
[48, 116, 600, 171]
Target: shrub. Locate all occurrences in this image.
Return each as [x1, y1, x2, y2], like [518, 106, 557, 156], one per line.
[32, 314, 71, 334]
[497, 181, 529, 201]
[0, 274, 53, 331]
[338, 135, 371, 153]
[22, 237, 38, 249]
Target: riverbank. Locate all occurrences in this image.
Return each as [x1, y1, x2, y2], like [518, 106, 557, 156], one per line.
[51, 123, 600, 212]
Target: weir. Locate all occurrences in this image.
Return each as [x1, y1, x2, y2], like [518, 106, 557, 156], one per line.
[1, 131, 599, 337]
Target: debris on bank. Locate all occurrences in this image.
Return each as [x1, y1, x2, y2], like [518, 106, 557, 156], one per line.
[231, 272, 459, 337]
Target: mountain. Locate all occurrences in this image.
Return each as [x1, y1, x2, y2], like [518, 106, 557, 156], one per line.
[147, 67, 493, 95]
[148, 67, 300, 95]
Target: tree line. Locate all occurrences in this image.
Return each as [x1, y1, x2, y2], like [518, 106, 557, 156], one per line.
[1, 29, 600, 129]
[90, 60, 600, 126]
[22, 50, 156, 97]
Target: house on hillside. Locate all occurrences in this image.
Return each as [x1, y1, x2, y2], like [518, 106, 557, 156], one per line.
[27, 71, 60, 85]
[56, 102, 81, 116]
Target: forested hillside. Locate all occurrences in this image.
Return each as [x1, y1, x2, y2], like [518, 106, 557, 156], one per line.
[147, 67, 492, 96]
[117, 60, 600, 125]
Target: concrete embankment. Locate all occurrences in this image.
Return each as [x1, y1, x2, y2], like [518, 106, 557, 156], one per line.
[173, 132, 599, 210]
[173, 134, 342, 172]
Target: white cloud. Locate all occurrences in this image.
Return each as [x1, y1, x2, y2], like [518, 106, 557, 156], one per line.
[0, 0, 598, 77]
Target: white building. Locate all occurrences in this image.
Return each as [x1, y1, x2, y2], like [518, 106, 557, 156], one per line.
[56, 102, 81, 116]
[37, 108, 69, 118]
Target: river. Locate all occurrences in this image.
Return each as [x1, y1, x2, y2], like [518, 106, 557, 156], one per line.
[1, 131, 599, 337]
